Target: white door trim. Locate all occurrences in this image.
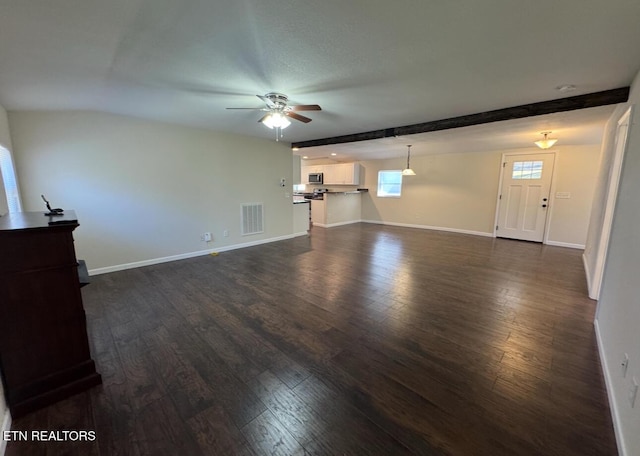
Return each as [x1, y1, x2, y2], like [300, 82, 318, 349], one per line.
[591, 106, 633, 300]
[493, 150, 558, 241]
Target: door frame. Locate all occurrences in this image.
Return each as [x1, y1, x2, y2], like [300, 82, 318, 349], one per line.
[493, 150, 558, 243]
[590, 105, 633, 300]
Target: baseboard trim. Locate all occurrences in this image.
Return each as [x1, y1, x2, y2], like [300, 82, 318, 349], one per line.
[594, 319, 626, 456]
[361, 219, 494, 238]
[313, 220, 362, 228]
[0, 408, 11, 456]
[545, 240, 586, 249]
[88, 233, 299, 276]
[583, 253, 597, 300]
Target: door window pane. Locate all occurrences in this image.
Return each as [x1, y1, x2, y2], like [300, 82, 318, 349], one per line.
[512, 161, 543, 180]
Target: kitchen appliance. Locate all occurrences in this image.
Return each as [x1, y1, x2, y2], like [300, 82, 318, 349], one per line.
[308, 173, 323, 184]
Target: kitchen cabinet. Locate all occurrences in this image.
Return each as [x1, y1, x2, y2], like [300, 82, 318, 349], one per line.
[321, 164, 342, 185]
[302, 163, 361, 185]
[324, 163, 361, 185]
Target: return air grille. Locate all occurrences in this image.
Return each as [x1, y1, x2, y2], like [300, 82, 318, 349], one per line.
[241, 203, 264, 236]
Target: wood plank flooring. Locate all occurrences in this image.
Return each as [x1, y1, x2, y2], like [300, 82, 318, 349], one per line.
[5, 223, 617, 455]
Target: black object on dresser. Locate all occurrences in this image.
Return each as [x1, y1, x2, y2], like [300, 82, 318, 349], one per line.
[0, 211, 101, 417]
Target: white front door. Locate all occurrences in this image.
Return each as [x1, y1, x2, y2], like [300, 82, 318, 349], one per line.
[496, 153, 555, 242]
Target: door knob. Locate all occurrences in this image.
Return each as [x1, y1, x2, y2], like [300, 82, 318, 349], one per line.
[543, 198, 548, 202]
[542, 204, 547, 208]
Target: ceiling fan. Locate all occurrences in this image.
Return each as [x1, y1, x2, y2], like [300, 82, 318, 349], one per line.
[226, 92, 321, 139]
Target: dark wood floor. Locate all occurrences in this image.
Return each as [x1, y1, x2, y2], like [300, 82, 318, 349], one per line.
[6, 223, 617, 455]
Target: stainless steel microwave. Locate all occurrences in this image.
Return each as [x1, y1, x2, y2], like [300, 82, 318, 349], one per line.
[308, 173, 323, 184]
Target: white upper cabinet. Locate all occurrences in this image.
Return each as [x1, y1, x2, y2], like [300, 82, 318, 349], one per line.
[301, 163, 361, 185]
[323, 163, 361, 185]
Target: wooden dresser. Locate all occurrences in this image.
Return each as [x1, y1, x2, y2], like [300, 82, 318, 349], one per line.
[0, 211, 101, 417]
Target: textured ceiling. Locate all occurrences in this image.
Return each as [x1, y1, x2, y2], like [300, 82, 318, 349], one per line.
[1, 0, 639, 158]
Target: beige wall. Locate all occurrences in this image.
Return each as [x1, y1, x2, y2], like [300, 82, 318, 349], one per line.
[361, 151, 502, 235]
[9, 111, 294, 272]
[546, 145, 601, 246]
[595, 69, 640, 456]
[360, 145, 600, 246]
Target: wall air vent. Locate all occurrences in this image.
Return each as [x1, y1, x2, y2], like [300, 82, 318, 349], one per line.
[241, 203, 264, 236]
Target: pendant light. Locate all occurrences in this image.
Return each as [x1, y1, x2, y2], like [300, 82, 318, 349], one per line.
[402, 144, 416, 176]
[534, 131, 558, 149]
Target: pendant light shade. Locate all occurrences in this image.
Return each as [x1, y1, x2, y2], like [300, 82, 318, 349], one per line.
[402, 145, 416, 176]
[534, 131, 558, 149]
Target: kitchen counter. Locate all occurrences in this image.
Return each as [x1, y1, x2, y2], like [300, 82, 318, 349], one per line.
[293, 199, 310, 234]
[325, 189, 369, 194]
[294, 189, 368, 201]
[310, 191, 363, 227]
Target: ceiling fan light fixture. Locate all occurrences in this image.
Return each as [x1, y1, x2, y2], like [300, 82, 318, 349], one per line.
[402, 145, 416, 176]
[534, 131, 558, 149]
[262, 112, 291, 129]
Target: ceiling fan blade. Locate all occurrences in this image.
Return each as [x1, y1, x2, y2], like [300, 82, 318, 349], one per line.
[257, 113, 271, 123]
[257, 94, 276, 108]
[289, 104, 321, 111]
[286, 112, 312, 123]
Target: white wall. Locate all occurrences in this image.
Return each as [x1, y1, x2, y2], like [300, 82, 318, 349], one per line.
[583, 104, 630, 295]
[595, 69, 640, 456]
[8, 111, 294, 272]
[360, 145, 600, 245]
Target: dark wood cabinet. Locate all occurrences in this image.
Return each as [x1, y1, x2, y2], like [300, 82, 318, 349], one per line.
[0, 211, 101, 417]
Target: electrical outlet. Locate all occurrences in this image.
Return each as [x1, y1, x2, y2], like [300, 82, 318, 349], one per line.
[629, 377, 638, 408]
[203, 232, 212, 242]
[622, 353, 629, 377]
[223, 230, 229, 237]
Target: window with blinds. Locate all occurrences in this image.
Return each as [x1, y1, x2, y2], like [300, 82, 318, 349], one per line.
[377, 170, 403, 198]
[0, 146, 22, 213]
